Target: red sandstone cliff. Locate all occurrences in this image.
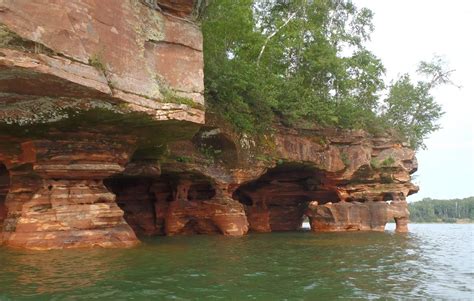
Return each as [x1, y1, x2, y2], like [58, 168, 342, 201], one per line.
[0, 0, 417, 250]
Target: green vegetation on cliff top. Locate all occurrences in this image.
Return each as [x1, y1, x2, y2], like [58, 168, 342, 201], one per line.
[409, 197, 474, 223]
[201, 0, 454, 150]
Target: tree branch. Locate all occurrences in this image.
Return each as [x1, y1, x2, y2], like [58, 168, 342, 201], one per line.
[257, 11, 298, 66]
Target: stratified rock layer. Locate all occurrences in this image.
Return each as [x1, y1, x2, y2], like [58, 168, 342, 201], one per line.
[0, 135, 139, 250]
[0, 0, 205, 249]
[7, 180, 137, 250]
[228, 126, 417, 234]
[0, 0, 204, 124]
[0, 122, 418, 249]
[105, 173, 248, 237]
[306, 200, 409, 232]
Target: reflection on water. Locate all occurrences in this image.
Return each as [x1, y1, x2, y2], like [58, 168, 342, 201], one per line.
[0, 224, 472, 300]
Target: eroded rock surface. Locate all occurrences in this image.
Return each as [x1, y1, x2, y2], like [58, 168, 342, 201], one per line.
[8, 180, 138, 250]
[0, 0, 204, 124]
[229, 126, 416, 234]
[0, 135, 139, 250]
[106, 171, 248, 237]
[306, 200, 409, 232]
[0, 120, 417, 249]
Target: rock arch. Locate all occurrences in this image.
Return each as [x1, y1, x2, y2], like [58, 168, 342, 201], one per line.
[233, 163, 341, 232]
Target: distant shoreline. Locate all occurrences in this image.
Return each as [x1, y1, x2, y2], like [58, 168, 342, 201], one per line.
[410, 221, 474, 224]
[389, 220, 474, 224]
[408, 197, 474, 224]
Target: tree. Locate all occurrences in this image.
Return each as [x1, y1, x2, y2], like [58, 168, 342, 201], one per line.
[409, 197, 474, 223]
[202, 0, 273, 133]
[383, 57, 453, 150]
[202, 0, 384, 132]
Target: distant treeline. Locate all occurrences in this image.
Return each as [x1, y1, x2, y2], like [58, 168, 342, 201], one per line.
[409, 197, 474, 223]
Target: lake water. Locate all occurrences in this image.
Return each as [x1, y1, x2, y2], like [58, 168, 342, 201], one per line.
[0, 223, 472, 300]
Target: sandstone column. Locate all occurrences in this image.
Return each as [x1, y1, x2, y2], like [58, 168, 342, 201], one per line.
[388, 194, 410, 233]
[244, 194, 272, 233]
[3, 137, 139, 250]
[165, 179, 194, 235]
[210, 183, 249, 236]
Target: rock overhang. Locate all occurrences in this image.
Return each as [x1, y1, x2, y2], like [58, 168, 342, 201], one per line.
[0, 0, 205, 127]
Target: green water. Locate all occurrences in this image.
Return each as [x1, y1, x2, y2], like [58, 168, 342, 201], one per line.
[0, 224, 472, 300]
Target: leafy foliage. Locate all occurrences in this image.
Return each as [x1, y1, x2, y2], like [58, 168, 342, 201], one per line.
[382, 57, 453, 149]
[409, 197, 474, 223]
[201, 0, 451, 150]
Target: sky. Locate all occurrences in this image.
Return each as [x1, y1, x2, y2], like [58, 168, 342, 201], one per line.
[353, 0, 474, 201]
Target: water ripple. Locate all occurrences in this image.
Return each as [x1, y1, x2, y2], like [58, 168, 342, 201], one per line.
[0, 224, 472, 300]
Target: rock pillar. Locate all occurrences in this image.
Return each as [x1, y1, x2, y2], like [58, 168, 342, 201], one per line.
[244, 195, 272, 233]
[388, 199, 410, 233]
[2, 136, 139, 250]
[211, 183, 249, 236]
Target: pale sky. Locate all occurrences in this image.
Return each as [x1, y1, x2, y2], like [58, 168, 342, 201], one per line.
[354, 0, 474, 201]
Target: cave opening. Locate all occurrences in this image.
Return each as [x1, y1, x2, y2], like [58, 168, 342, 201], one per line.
[0, 163, 10, 233]
[192, 128, 239, 168]
[104, 171, 218, 237]
[104, 176, 159, 236]
[233, 163, 340, 232]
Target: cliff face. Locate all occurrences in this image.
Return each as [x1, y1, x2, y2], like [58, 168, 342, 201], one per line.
[0, 0, 204, 124]
[0, 0, 417, 250]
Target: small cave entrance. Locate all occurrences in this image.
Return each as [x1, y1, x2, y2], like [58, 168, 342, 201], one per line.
[187, 181, 216, 202]
[104, 171, 218, 237]
[233, 163, 340, 232]
[192, 128, 239, 167]
[178, 218, 221, 235]
[104, 176, 159, 236]
[0, 163, 10, 232]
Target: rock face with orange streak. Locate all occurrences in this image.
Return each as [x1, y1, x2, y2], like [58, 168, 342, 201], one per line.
[156, 0, 196, 17]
